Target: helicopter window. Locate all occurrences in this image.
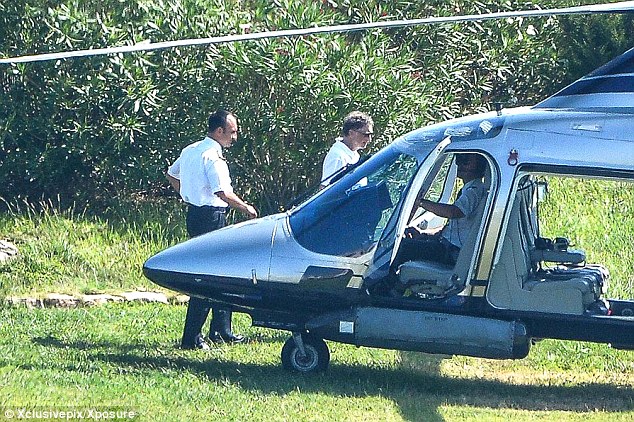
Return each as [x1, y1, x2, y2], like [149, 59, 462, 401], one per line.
[289, 148, 419, 257]
[488, 169, 634, 314]
[536, 173, 634, 279]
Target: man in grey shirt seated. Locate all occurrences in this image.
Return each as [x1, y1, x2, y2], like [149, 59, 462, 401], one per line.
[394, 153, 488, 268]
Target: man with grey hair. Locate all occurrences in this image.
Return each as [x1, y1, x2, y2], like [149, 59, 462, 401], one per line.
[321, 111, 374, 184]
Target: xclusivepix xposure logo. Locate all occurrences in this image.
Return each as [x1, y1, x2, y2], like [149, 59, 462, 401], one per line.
[3, 407, 138, 420]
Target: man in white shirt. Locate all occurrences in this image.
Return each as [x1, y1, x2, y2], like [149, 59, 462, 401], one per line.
[167, 109, 257, 350]
[321, 111, 374, 184]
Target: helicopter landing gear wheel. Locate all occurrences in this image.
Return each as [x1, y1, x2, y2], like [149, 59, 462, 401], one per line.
[281, 333, 330, 373]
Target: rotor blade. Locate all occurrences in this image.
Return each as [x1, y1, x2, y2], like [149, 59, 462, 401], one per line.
[2, 1, 634, 65]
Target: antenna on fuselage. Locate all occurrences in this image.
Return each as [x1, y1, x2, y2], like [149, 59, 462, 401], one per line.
[494, 103, 504, 116]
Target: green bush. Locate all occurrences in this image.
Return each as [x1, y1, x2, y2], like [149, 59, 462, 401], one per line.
[0, 0, 630, 214]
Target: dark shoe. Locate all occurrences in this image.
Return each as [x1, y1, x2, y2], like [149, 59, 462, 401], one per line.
[210, 331, 246, 344]
[181, 333, 211, 350]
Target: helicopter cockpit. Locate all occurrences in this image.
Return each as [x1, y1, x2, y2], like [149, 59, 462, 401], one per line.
[393, 151, 493, 299]
[288, 113, 506, 261]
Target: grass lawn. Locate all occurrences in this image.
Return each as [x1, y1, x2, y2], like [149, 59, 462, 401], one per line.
[0, 303, 632, 422]
[1, 182, 633, 421]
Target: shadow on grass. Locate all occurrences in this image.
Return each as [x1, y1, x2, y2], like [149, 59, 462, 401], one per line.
[31, 335, 634, 421]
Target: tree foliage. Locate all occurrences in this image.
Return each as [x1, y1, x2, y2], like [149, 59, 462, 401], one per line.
[0, 0, 631, 214]
[555, 12, 634, 84]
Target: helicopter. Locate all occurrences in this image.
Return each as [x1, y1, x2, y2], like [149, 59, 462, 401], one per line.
[139, 3, 634, 373]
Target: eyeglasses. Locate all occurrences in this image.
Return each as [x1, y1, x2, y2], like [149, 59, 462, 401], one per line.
[353, 129, 374, 137]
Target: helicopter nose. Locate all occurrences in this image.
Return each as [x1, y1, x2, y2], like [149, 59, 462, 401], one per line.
[143, 215, 278, 295]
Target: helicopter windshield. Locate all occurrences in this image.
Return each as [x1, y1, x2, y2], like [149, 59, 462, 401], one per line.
[289, 138, 437, 257]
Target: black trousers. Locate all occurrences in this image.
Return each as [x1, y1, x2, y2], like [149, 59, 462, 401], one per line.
[181, 205, 233, 347]
[393, 233, 460, 270]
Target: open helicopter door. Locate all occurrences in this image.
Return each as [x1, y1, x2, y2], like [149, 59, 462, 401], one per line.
[395, 152, 494, 298]
[363, 138, 451, 290]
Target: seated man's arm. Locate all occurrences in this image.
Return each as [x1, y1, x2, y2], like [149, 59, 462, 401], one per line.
[417, 198, 464, 219]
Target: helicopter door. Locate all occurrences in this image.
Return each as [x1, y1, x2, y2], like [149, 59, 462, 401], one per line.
[363, 139, 451, 286]
[395, 152, 491, 297]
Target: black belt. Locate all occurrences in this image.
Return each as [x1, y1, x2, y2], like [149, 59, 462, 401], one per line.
[187, 204, 228, 213]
